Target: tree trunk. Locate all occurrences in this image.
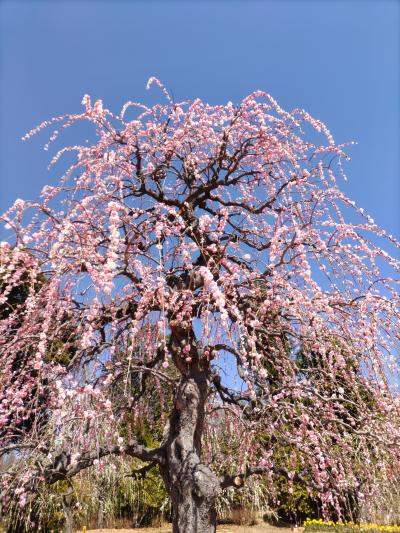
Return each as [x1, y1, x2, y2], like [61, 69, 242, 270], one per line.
[97, 499, 104, 529]
[62, 493, 74, 533]
[97, 479, 105, 529]
[160, 373, 220, 533]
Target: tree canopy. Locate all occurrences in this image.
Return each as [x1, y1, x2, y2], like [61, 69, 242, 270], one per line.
[1, 79, 399, 532]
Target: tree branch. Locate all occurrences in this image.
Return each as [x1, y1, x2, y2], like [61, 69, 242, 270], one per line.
[220, 465, 269, 489]
[43, 440, 165, 484]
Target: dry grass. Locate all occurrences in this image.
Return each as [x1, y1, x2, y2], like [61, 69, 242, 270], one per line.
[83, 525, 301, 533]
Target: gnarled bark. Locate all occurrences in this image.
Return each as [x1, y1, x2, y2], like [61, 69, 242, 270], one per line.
[160, 373, 220, 533]
[62, 492, 74, 533]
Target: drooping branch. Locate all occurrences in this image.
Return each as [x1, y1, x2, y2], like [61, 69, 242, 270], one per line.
[43, 440, 166, 485]
[211, 373, 248, 406]
[1, 78, 399, 525]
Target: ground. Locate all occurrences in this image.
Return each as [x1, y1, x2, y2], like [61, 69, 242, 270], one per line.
[84, 526, 301, 533]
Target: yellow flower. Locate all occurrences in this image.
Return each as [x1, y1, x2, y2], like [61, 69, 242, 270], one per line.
[304, 519, 400, 533]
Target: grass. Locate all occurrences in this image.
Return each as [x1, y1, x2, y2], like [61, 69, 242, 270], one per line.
[83, 524, 300, 533]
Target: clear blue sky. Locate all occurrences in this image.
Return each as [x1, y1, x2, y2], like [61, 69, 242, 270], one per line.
[0, 0, 399, 242]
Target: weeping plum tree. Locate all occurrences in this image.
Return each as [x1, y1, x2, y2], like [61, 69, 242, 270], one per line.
[1, 79, 400, 532]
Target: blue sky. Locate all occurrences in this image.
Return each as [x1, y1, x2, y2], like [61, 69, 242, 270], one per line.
[0, 0, 399, 243]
